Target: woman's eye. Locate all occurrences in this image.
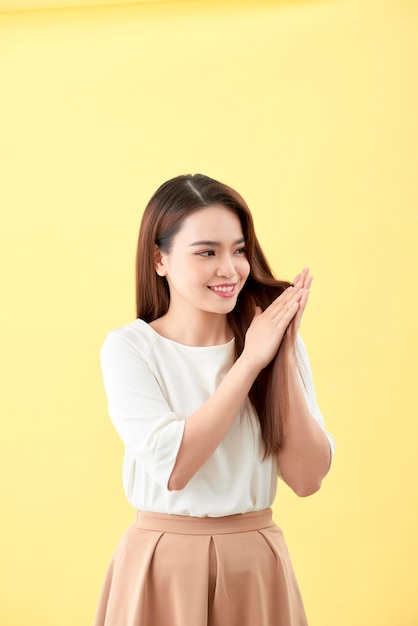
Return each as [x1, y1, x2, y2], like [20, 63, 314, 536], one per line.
[235, 247, 247, 255]
[197, 250, 215, 257]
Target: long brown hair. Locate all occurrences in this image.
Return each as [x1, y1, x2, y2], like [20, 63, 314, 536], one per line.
[136, 173, 294, 457]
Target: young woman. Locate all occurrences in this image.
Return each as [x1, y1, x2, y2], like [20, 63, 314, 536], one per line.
[94, 173, 334, 626]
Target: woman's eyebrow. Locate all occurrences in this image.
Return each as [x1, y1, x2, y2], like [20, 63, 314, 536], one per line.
[188, 237, 245, 247]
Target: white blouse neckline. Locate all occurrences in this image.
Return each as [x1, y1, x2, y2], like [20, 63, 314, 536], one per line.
[135, 318, 236, 351]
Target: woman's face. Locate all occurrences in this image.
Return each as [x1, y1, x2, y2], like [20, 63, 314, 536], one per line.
[156, 204, 251, 318]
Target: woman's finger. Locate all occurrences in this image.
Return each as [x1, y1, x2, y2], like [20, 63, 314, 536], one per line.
[293, 276, 313, 331]
[259, 269, 311, 324]
[267, 282, 304, 317]
[269, 295, 303, 329]
[292, 267, 309, 288]
[305, 273, 313, 287]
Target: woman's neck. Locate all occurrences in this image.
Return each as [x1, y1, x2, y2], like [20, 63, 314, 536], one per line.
[150, 310, 233, 347]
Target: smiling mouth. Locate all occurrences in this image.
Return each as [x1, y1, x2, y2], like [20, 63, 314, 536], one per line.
[208, 284, 236, 293]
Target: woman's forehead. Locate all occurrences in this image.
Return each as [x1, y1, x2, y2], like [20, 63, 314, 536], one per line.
[178, 205, 244, 241]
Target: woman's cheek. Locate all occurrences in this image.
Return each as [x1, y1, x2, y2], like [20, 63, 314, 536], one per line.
[241, 258, 251, 279]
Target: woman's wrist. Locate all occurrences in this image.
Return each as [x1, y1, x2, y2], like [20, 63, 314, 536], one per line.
[235, 352, 262, 381]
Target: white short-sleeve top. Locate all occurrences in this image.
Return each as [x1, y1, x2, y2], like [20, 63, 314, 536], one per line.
[100, 319, 335, 518]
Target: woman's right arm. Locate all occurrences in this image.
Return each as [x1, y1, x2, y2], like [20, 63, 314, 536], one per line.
[167, 356, 259, 490]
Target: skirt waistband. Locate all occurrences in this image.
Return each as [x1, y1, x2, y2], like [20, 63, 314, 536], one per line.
[134, 508, 275, 535]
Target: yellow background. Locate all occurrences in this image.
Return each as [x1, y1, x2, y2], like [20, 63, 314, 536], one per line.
[1, 0, 417, 624]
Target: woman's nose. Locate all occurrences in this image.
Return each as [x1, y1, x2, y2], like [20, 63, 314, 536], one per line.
[215, 255, 236, 278]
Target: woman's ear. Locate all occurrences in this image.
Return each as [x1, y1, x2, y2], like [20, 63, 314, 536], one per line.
[154, 244, 167, 277]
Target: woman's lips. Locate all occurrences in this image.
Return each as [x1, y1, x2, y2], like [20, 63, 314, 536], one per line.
[208, 284, 237, 297]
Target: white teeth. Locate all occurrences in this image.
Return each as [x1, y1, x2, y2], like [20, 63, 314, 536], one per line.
[210, 285, 234, 292]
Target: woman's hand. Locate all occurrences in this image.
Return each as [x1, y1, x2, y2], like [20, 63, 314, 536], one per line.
[291, 267, 313, 334]
[242, 278, 305, 370]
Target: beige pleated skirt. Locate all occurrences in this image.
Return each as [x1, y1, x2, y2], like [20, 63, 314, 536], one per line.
[94, 508, 308, 626]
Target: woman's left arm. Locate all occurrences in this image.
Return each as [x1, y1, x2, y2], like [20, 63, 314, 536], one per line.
[276, 269, 335, 497]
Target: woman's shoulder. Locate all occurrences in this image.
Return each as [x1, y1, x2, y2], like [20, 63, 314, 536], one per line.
[101, 318, 157, 359]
